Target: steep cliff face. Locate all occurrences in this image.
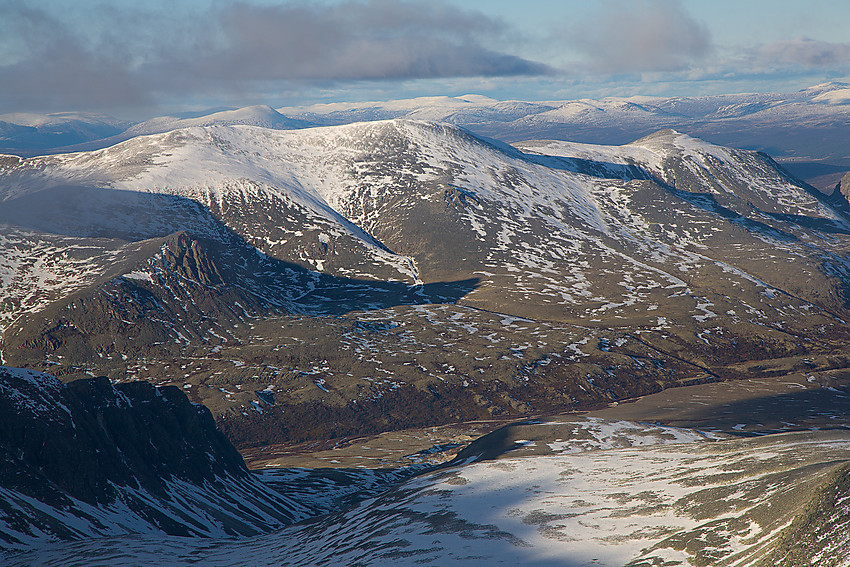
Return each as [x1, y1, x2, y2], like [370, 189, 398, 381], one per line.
[838, 171, 850, 202]
[0, 367, 304, 548]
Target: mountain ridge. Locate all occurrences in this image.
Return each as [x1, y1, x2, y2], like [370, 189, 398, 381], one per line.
[2, 120, 850, 449]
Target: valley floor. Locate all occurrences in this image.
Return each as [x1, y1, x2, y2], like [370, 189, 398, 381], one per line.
[243, 367, 850, 470]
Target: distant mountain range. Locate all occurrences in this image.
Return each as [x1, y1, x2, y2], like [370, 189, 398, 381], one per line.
[279, 82, 850, 162]
[3, 82, 850, 189]
[0, 112, 130, 152]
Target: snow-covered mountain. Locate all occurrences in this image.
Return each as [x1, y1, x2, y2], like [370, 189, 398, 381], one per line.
[0, 112, 130, 154]
[279, 82, 850, 157]
[124, 105, 312, 136]
[11, 106, 314, 157]
[4, 83, 850, 191]
[3, 116, 850, 563]
[2, 119, 850, 448]
[274, 83, 850, 191]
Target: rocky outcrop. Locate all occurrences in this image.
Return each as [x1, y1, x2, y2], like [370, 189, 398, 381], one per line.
[0, 366, 303, 548]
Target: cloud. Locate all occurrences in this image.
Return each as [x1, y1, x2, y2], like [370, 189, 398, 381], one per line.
[754, 37, 850, 68]
[677, 37, 850, 87]
[0, 1, 151, 111]
[563, 0, 711, 74]
[181, 1, 551, 82]
[0, 0, 552, 114]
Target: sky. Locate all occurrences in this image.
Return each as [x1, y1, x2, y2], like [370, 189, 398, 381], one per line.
[2, 0, 849, 119]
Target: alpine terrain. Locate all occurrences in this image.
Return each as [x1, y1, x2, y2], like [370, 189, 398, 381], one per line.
[2, 114, 850, 565]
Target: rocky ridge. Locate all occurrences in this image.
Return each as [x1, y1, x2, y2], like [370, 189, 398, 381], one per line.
[0, 366, 313, 547]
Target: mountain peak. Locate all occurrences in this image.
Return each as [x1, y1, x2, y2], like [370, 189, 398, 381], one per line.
[627, 128, 689, 148]
[802, 81, 850, 93]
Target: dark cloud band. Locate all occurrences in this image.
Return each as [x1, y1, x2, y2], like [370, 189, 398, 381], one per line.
[0, 0, 552, 113]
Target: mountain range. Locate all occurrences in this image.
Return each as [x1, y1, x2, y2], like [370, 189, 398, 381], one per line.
[3, 82, 850, 189]
[3, 86, 850, 564]
[2, 118, 850, 447]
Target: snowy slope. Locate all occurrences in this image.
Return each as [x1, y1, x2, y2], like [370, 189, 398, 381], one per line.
[124, 105, 311, 136]
[8, 418, 850, 566]
[45, 106, 316, 155]
[519, 130, 837, 217]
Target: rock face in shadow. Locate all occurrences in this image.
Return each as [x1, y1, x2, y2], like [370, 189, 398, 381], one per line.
[0, 366, 302, 548]
[838, 171, 850, 202]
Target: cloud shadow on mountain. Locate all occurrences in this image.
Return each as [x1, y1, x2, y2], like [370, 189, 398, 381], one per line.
[520, 152, 652, 182]
[651, 382, 850, 435]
